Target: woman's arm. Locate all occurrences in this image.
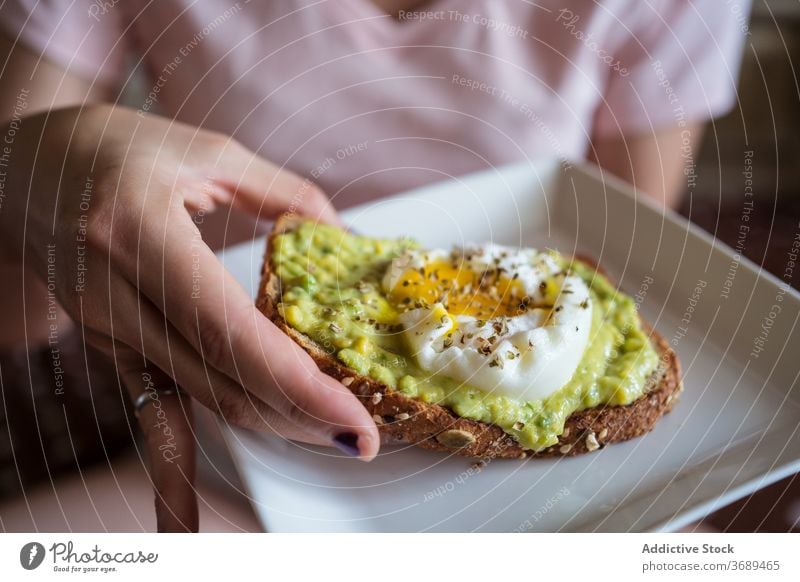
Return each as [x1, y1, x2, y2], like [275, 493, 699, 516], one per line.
[0, 30, 103, 116]
[588, 123, 705, 210]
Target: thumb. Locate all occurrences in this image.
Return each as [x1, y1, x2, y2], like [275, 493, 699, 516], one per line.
[264, 336, 382, 461]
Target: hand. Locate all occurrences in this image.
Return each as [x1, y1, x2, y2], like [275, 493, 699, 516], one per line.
[0, 105, 381, 531]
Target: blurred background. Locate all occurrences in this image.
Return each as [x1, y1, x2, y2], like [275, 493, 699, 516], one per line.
[682, 0, 799, 532]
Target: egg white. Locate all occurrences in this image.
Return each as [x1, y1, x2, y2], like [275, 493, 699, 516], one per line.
[384, 244, 592, 402]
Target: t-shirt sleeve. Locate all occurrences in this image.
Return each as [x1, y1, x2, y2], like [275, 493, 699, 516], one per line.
[593, 0, 751, 136]
[0, 0, 127, 88]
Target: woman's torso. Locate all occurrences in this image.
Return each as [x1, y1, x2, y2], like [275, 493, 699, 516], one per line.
[119, 0, 643, 207]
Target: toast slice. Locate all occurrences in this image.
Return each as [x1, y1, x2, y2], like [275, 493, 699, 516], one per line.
[257, 215, 683, 459]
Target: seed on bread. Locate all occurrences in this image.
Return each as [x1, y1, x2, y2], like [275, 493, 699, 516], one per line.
[585, 431, 600, 452]
[436, 429, 476, 448]
[341, 376, 354, 387]
[372, 414, 384, 425]
[371, 392, 383, 405]
[559, 444, 572, 454]
[598, 428, 608, 441]
[396, 412, 410, 421]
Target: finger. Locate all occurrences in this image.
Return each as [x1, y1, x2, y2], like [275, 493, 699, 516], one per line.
[113, 206, 380, 460]
[191, 136, 342, 226]
[91, 281, 331, 446]
[181, 180, 232, 215]
[133, 308, 331, 447]
[115, 349, 199, 532]
[106, 109, 340, 225]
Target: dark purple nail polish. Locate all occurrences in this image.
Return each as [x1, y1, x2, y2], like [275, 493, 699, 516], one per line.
[333, 432, 360, 457]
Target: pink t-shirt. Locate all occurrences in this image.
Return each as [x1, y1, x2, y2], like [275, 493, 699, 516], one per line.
[1, 0, 749, 208]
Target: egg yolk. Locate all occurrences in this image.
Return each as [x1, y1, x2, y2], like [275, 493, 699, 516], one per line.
[388, 259, 529, 319]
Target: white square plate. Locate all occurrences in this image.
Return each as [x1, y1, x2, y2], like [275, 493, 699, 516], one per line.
[216, 160, 800, 532]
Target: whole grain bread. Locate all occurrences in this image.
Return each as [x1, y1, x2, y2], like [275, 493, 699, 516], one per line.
[257, 215, 682, 459]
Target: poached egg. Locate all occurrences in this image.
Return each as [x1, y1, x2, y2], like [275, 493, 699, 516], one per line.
[382, 243, 592, 402]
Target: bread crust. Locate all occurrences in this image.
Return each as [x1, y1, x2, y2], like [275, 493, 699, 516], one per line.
[257, 215, 682, 459]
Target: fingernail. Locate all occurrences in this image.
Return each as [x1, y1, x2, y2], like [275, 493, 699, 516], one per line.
[332, 432, 361, 457]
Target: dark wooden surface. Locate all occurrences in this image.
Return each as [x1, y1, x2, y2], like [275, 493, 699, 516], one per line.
[682, 195, 800, 532]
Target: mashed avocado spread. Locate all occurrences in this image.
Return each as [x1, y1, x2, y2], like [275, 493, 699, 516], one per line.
[273, 222, 659, 451]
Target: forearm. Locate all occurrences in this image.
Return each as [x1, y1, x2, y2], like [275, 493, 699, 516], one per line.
[588, 123, 705, 210]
